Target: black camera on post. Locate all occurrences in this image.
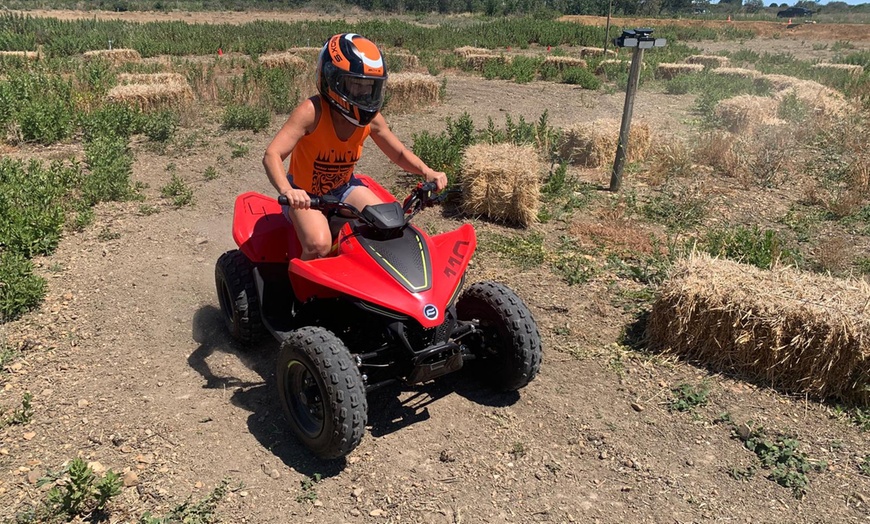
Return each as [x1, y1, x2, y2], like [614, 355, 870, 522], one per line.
[613, 28, 667, 49]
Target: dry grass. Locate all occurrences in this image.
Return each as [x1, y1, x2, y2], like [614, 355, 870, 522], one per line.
[594, 59, 631, 74]
[685, 55, 730, 69]
[388, 51, 420, 71]
[0, 50, 39, 60]
[713, 95, 783, 133]
[543, 55, 587, 70]
[384, 72, 441, 113]
[461, 143, 543, 227]
[117, 73, 187, 85]
[83, 48, 142, 65]
[811, 63, 864, 76]
[693, 130, 740, 176]
[569, 219, 664, 257]
[286, 46, 322, 60]
[656, 63, 704, 80]
[559, 119, 651, 168]
[465, 53, 511, 72]
[576, 46, 617, 57]
[258, 52, 308, 70]
[454, 46, 493, 58]
[763, 74, 852, 117]
[710, 67, 763, 80]
[645, 136, 694, 185]
[647, 253, 870, 406]
[106, 82, 194, 110]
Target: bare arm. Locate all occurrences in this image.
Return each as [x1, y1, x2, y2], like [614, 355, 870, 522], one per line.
[262, 98, 316, 208]
[369, 113, 448, 191]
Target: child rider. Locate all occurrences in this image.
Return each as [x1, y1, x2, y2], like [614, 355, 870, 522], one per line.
[263, 33, 448, 260]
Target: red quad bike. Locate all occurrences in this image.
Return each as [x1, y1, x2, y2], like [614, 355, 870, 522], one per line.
[215, 175, 542, 459]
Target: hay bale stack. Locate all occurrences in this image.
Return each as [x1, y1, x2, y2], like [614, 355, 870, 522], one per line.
[811, 63, 864, 76]
[713, 95, 783, 133]
[83, 48, 142, 65]
[106, 81, 194, 110]
[385, 72, 441, 113]
[559, 119, 651, 168]
[763, 74, 852, 117]
[461, 143, 542, 227]
[0, 50, 39, 60]
[576, 46, 617, 58]
[454, 46, 493, 58]
[685, 55, 730, 69]
[117, 72, 187, 85]
[710, 67, 763, 80]
[543, 55, 587, 70]
[656, 63, 704, 80]
[595, 59, 629, 74]
[258, 52, 308, 70]
[389, 51, 421, 70]
[647, 253, 870, 406]
[465, 53, 511, 72]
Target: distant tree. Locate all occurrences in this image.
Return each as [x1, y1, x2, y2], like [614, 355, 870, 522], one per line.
[794, 0, 817, 8]
[744, 0, 763, 12]
[768, 2, 777, 6]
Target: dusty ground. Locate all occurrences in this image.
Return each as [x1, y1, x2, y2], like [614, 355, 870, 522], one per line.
[1, 11, 870, 524]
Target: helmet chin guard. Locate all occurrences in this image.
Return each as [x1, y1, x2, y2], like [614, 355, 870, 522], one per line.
[317, 33, 387, 127]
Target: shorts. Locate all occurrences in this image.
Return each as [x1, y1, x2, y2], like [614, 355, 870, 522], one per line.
[281, 174, 366, 221]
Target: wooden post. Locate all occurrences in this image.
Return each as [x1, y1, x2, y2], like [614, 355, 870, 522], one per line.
[603, 0, 614, 57]
[609, 46, 644, 192]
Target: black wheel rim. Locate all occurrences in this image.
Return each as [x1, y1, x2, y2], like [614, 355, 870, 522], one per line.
[283, 360, 324, 439]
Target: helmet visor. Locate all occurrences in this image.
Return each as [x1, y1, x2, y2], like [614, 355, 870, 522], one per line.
[332, 74, 385, 112]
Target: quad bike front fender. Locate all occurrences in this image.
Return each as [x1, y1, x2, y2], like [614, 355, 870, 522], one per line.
[290, 223, 476, 328]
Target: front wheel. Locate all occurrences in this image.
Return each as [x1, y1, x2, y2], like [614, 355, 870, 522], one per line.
[456, 281, 542, 391]
[276, 327, 368, 459]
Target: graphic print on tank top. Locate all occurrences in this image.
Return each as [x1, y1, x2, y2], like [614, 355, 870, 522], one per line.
[311, 148, 360, 194]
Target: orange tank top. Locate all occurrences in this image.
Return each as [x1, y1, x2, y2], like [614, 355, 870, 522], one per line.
[288, 97, 371, 195]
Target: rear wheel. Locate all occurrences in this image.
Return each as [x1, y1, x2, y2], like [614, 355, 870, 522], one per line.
[276, 327, 367, 459]
[215, 250, 264, 344]
[456, 281, 542, 391]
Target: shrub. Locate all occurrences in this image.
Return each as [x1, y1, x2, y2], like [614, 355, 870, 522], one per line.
[222, 104, 270, 132]
[84, 135, 134, 204]
[0, 251, 46, 322]
[412, 112, 475, 184]
[18, 98, 75, 144]
[560, 67, 600, 89]
[140, 110, 178, 142]
[698, 225, 800, 269]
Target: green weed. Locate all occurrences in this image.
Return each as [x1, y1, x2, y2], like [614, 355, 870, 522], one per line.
[1, 392, 33, 427]
[697, 225, 800, 269]
[17, 458, 123, 522]
[641, 187, 708, 231]
[296, 474, 321, 504]
[412, 112, 475, 185]
[669, 381, 710, 412]
[479, 232, 546, 270]
[560, 67, 600, 89]
[203, 166, 219, 181]
[0, 252, 46, 323]
[732, 422, 826, 499]
[229, 141, 249, 159]
[140, 479, 230, 524]
[859, 455, 870, 477]
[510, 442, 526, 459]
[161, 174, 194, 207]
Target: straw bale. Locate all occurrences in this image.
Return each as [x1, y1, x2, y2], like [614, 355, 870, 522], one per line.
[763, 74, 852, 117]
[460, 143, 543, 227]
[713, 95, 783, 133]
[258, 52, 308, 70]
[384, 72, 441, 113]
[0, 50, 38, 60]
[117, 72, 187, 85]
[710, 67, 762, 80]
[656, 63, 704, 80]
[287, 47, 322, 60]
[106, 82, 194, 110]
[454, 46, 493, 58]
[543, 55, 587, 70]
[464, 53, 511, 72]
[811, 62, 864, 76]
[594, 59, 648, 74]
[684, 55, 730, 69]
[83, 48, 142, 65]
[389, 51, 420, 71]
[559, 119, 651, 168]
[647, 253, 870, 406]
[576, 46, 617, 58]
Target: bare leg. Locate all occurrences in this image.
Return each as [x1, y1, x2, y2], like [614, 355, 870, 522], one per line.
[285, 207, 331, 260]
[343, 186, 383, 212]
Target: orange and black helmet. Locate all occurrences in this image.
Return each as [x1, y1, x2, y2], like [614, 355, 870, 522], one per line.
[316, 33, 387, 127]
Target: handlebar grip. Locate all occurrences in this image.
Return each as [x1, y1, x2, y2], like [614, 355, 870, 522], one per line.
[278, 194, 289, 206]
[419, 181, 438, 192]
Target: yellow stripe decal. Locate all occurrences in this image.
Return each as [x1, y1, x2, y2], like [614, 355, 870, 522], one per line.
[367, 240, 429, 291]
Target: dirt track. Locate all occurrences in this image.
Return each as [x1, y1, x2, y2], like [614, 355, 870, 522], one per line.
[0, 10, 869, 524]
